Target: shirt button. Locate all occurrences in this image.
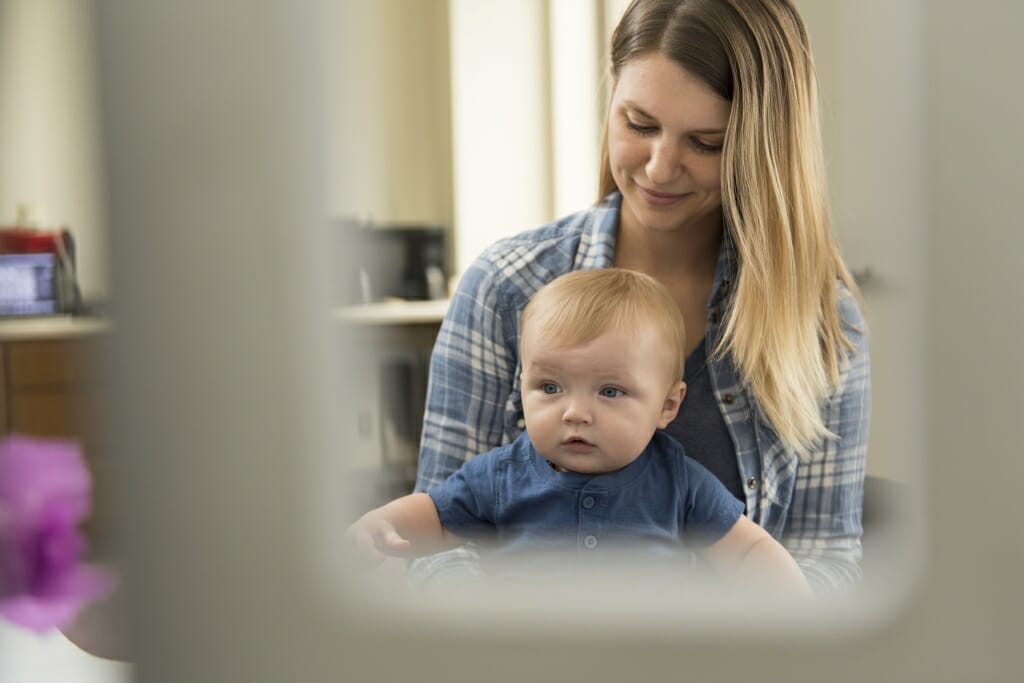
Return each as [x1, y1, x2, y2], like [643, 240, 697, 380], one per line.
[584, 535, 598, 549]
[516, 418, 525, 429]
[746, 476, 757, 490]
[582, 496, 595, 509]
[723, 393, 736, 405]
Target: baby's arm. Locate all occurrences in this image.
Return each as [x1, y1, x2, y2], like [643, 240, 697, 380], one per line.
[702, 516, 812, 596]
[346, 493, 463, 565]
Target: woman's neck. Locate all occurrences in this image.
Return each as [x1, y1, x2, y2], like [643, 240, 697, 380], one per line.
[613, 209, 724, 283]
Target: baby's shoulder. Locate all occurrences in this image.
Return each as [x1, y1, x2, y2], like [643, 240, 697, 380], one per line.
[644, 433, 695, 481]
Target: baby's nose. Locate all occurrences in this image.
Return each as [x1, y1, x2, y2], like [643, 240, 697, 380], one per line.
[561, 399, 593, 424]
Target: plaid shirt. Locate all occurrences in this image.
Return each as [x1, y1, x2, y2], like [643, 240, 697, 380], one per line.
[412, 193, 870, 593]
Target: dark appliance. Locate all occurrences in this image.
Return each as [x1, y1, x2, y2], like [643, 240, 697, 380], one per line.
[337, 221, 448, 305]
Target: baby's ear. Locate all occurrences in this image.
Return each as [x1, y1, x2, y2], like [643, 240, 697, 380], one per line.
[658, 381, 686, 428]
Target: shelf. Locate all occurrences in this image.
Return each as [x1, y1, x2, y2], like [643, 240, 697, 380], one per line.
[334, 299, 449, 326]
[0, 316, 111, 342]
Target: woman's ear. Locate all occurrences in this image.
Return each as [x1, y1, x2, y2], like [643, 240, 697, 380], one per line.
[658, 381, 686, 428]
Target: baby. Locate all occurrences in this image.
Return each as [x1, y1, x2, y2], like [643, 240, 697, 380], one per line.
[347, 268, 809, 594]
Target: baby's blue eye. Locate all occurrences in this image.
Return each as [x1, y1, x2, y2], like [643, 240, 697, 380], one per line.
[599, 387, 624, 398]
[542, 383, 561, 394]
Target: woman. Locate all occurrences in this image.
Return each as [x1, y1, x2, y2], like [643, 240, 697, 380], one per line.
[412, 0, 869, 594]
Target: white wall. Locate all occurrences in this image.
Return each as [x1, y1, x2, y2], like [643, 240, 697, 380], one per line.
[448, 0, 554, 274]
[0, 0, 108, 301]
[448, 0, 617, 275]
[549, 0, 603, 218]
[327, 0, 452, 229]
[795, 0, 927, 482]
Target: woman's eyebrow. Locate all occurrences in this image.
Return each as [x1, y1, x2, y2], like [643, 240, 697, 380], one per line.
[622, 100, 725, 135]
[623, 101, 657, 120]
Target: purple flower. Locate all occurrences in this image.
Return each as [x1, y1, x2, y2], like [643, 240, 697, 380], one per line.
[0, 434, 116, 633]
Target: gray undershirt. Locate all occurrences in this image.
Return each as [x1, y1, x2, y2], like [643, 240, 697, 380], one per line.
[661, 338, 746, 505]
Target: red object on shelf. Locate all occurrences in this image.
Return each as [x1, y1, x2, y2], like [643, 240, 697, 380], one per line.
[0, 228, 70, 254]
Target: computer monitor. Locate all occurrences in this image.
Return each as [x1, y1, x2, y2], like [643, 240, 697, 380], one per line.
[0, 253, 59, 316]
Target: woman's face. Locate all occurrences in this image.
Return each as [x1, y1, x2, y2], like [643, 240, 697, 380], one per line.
[608, 51, 731, 237]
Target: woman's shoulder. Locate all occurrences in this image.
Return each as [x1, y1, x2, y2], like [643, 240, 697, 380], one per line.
[478, 197, 617, 264]
[458, 197, 620, 309]
[835, 280, 868, 350]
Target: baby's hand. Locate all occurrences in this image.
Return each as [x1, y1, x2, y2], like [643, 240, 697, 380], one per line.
[345, 514, 412, 567]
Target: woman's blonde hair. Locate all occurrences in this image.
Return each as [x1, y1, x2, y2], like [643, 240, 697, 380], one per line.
[521, 268, 687, 384]
[599, 0, 861, 456]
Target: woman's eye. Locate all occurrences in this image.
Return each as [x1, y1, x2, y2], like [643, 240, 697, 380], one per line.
[626, 119, 658, 136]
[599, 387, 624, 398]
[542, 383, 561, 395]
[690, 137, 723, 154]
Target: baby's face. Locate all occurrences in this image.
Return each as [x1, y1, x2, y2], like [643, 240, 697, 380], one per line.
[519, 324, 684, 474]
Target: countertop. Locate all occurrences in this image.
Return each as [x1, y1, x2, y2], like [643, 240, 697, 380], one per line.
[0, 316, 111, 342]
[334, 299, 449, 326]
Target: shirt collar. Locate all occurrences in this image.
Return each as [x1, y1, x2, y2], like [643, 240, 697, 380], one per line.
[575, 193, 620, 271]
[708, 225, 737, 312]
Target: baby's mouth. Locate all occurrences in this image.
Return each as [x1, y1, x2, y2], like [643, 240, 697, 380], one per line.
[562, 436, 596, 451]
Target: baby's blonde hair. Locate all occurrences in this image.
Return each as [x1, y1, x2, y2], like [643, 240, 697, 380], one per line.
[520, 268, 687, 383]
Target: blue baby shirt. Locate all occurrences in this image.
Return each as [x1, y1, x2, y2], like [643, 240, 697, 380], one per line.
[427, 431, 745, 563]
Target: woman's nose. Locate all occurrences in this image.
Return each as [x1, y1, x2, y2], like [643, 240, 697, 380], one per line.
[645, 138, 682, 185]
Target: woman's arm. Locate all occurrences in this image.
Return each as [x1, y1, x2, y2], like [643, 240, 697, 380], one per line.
[781, 291, 871, 592]
[414, 261, 516, 492]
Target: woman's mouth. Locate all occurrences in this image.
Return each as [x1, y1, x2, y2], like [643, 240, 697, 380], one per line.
[637, 185, 691, 207]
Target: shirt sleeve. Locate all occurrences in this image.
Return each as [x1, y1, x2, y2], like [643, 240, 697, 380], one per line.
[426, 450, 498, 538]
[781, 289, 871, 593]
[407, 252, 519, 584]
[681, 456, 746, 546]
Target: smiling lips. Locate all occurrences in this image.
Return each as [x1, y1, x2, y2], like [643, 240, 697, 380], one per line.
[638, 185, 691, 207]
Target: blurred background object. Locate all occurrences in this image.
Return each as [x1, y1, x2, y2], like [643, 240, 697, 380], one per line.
[0, 0, 108, 310]
[1, 203, 81, 317]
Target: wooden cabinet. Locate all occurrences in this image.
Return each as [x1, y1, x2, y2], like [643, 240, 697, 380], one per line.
[6, 338, 101, 436]
[0, 319, 111, 556]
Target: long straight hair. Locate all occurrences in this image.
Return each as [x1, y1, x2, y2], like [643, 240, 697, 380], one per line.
[599, 0, 862, 457]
